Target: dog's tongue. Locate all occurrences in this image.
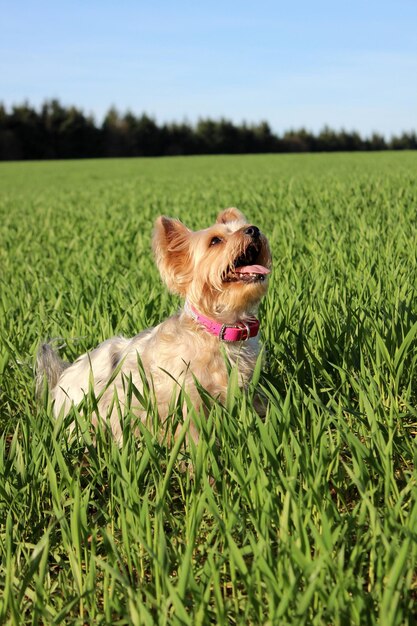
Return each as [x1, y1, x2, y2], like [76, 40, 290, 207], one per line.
[235, 264, 270, 275]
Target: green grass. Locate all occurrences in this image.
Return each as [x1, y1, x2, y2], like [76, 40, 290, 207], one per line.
[1, 152, 417, 625]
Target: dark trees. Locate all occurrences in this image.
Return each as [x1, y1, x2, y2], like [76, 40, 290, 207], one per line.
[0, 100, 415, 160]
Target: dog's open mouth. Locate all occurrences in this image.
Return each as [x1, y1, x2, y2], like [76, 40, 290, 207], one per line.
[223, 243, 271, 284]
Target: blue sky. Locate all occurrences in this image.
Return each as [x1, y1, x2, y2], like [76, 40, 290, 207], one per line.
[1, 0, 416, 137]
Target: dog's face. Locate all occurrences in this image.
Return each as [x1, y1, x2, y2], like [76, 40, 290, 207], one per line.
[153, 208, 272, 318]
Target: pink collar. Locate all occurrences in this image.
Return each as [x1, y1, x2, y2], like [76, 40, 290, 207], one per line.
[188, 305, 260, 342]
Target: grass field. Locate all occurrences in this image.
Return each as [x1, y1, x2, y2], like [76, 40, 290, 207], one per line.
[1, 151, 417, 625]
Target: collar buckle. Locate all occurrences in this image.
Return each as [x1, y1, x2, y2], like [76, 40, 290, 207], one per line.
[187, 302, 260, 342]
[219, 320, 251, 342]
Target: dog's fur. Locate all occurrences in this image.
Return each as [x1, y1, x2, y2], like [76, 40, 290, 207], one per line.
[36, 208, 272, 442]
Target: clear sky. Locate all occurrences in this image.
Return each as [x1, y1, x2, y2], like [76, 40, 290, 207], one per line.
[1, 0, 416, 137]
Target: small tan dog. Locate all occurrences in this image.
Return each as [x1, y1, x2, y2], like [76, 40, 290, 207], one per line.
[37, 208, 272, 442]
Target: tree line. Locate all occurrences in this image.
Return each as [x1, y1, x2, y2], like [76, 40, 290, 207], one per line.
[1, 100, 416, 160]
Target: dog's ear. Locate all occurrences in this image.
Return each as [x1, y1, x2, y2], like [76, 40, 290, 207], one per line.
[216, 207, 247, 225]
[152, 217, 193, 295]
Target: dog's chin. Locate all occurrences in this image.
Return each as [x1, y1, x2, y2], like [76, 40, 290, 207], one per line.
[226, 276, 269, 296]
[218, 277, 269, 313]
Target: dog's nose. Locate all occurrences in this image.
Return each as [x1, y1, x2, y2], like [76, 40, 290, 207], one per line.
[244, 225, 260, 238]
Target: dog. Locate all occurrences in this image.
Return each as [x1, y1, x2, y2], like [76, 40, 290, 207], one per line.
[36, 208, 272, 443]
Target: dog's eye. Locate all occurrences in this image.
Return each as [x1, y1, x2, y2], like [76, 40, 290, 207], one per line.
[210, 236, 223, 246]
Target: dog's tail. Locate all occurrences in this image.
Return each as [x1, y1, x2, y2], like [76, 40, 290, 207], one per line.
[35, 342, 69, 399]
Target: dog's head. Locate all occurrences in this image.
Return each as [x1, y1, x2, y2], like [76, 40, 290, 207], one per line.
[152, 208, 272, 320]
